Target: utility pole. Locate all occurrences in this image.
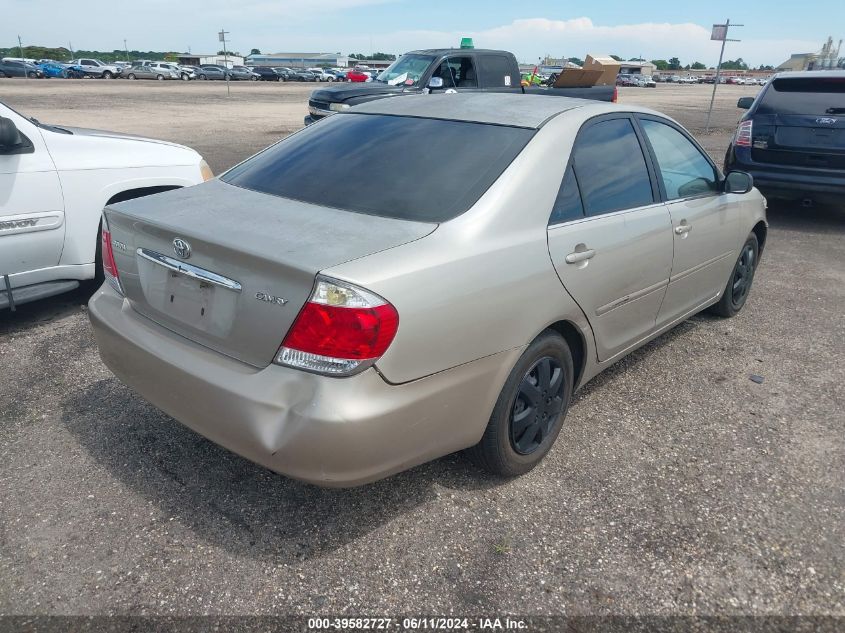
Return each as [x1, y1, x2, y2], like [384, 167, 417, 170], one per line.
[18, 35, 27, 78]
[219, 29, 230, 96]
[69, 41, 74, 59]
[705, 18, 743, 132]
[124, 39, 129, 62]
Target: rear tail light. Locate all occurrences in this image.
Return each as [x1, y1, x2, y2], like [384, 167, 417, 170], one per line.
[100, 213, 122, 295]
[276, 276, 399, 376]
[735, 120, 753, 147]
[612, 86, 618, 103]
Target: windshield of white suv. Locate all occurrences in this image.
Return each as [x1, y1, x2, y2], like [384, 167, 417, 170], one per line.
[375, 54, 435, 86]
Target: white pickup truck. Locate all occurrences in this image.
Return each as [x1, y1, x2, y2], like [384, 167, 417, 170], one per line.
[0, 101, 212, 310]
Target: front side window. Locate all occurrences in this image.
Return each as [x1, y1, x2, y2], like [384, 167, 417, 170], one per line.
[375, 54, 434, 87]
[640, 119, 719, 200]
[432, 57, 477, 88]
[222, 113, 534, 223]
[572, 118, 654, 216]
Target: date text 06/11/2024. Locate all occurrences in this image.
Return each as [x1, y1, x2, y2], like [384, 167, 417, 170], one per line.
[307, 617, 529, 630]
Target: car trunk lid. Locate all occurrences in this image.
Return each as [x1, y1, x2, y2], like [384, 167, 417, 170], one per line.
[105, 180, 435, 367]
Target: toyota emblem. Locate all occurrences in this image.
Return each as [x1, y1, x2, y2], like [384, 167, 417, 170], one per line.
[173, 238, 191, 259]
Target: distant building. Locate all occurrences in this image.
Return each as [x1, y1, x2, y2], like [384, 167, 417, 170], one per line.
[616, 60, 656, 76]
[778, 37, 843, 71]
[245, 52, 354, 68]
[177, 54, 244, 68]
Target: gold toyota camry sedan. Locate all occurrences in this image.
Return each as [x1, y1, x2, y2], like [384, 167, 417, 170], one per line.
[88, 93, 767, 487]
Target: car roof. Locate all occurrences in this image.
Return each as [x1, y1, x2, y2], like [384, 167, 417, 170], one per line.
[347, 92, 618, 129]
[408, 48, 512, 56]
[772, 70, 845, 79]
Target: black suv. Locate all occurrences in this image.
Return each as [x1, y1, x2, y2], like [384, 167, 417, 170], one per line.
[725, 71, 845, 206]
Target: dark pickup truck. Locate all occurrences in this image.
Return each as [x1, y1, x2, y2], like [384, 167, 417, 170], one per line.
[305, 48, 616, 124]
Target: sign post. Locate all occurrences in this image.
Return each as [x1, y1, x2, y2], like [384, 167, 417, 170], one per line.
[219, 29, 230, 97]
[705, 18, 743, 132]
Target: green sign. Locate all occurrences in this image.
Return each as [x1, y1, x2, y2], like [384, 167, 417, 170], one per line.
[460, 37, 474, 49]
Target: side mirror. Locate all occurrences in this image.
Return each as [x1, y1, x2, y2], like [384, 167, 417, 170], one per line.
[737, 97, 754, 109]
[428, 76, 444, 89]
[0, 116, 23, 151]
[724, 170, 753, 194]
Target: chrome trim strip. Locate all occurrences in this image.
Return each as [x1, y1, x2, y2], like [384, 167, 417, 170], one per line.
[136, 248, 242, 292]
[670, 251, 732, 284]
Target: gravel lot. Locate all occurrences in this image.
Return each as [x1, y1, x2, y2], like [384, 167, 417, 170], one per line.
[0, 80, 843, 621]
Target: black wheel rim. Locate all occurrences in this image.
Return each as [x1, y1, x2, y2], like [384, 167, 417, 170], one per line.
[731, 242, 756, 306]
[510, 356, 565, 455]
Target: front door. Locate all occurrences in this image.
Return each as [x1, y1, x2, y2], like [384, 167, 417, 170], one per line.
[635, 116, 739, 325]
[547, 116, 674, 362]
[0, 107, 65, 283]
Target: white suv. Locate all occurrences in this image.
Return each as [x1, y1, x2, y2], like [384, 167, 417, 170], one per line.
[0, 101, 212, 309]
[145, 61, 194, 80]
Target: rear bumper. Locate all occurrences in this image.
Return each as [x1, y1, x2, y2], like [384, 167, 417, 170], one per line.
[88, 285, 520, 487]
[727, 147, 845, 203]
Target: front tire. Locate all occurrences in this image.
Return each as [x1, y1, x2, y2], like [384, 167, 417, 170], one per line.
[102, 70, 113, 79]
[127, 73, 136, 80]
[469, 331, 574, 477]
[156, 74, 164, 81]
[710, 233, 759, 318]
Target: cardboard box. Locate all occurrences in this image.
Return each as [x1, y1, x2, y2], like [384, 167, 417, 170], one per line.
[551, 68, 604, 88]
[582, 54, 621, 86]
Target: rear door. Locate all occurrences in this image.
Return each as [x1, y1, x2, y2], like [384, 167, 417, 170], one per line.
[750, 75, 845, 170]
[547, 115, 674, 362]
[636, 115, 739, 325]
[0, 108, 65, 283]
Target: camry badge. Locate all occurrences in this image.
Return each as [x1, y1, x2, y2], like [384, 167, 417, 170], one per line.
[173, 238, 191, 259]
[255, 292, 288, 306]
[816, 117, 837, 125]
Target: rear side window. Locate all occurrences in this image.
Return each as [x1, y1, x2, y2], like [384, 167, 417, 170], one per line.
[639, 119, 719, 200]
[572, 118, 654, 216]
[480, 55, 517, 87]
[549, 167, 584, 225]
[222, 113, 534, 222]
[757, 77, 845, 115]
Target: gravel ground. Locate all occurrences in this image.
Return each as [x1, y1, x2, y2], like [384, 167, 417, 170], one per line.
[0, 80, 843, 620]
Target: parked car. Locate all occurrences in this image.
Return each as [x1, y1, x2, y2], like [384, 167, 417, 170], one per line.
[0, 101, 212, 310]
[88, 93, 766, 487]
[250, 66, 279, 81]
[197, 65, 230, 80]
[725, 70, 845, 207]
[67, 58, 121, 78]
[307, 68, 336, 82]
[616, 74, 636, 86]
[271, 67, 295, 81]
[229, 66, 259, 81]
[0, 60, 44, 78]
[634, 75, 657, 88]
[124, 64, 179, 80]
[291, 69, 318, 82]
[307, 48, 616, 125]
[145, 61, 194, 80]
[36, 62, 69, 78]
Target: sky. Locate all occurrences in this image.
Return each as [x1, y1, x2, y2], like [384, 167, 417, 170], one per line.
[4, 0, 843, 67]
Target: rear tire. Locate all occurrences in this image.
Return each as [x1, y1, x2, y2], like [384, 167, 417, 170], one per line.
[469, 330, 574, 477]
[127, 73, 136, 80]
[710, 233, 759, 318]
[102, 70, 113, 79]
[156, 74, 164, 81]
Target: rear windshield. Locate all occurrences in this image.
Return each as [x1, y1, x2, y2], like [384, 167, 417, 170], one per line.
[222, 113, 534, 222]
[757, 77, 845, 115]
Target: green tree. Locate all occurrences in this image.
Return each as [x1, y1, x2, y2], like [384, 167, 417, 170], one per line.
[567, 56, 584, 66]
[668, 57, 681, 70]
[691, 61, 706, 70]
[628, 57, 645, 62]
[250, 48, 261, 55]
[609, 54, 623, 61]
[650, 59, 669, 71]
[757, 64, 774, 71]
[720, 58, 748, 70]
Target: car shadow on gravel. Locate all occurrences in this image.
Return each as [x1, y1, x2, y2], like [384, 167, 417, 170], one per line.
[60, 378, 503, 563]
[0, 282, 98, 335]
[765, 201, 845, 234]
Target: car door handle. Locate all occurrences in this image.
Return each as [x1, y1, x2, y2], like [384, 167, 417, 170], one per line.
[674, 224, 692, 235]
[565, 249, 596, 264]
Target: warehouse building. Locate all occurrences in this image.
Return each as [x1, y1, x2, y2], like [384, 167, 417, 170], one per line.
[177, 53, 244, 67]
[245, 52, 355, 68]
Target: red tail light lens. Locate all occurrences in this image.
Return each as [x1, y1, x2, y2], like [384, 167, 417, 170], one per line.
[612, 86, 618, 103]
[276, 277, 399, 376]
[101, 214, 122, 294]
[735, 120, 753, 147]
